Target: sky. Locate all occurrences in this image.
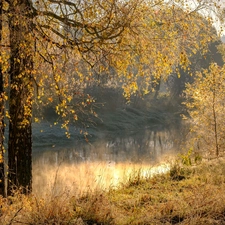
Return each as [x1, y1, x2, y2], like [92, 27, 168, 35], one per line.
[182, 0, 225, 37]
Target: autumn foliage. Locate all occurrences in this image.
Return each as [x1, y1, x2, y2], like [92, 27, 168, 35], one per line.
[0, 0, 223, 195]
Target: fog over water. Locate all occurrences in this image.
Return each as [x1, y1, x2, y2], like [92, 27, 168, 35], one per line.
[28, 37, 223, 194]
[32, 87, 186, 195]
[33, 87, 184, 163]
[32, 38, 223, 168]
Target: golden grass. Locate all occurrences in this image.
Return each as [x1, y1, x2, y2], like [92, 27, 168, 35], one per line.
[1, 157, 225, 224]
[32, 160, 171, 197]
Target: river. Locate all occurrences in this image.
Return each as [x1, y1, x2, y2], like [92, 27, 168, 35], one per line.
[31, 88, 186, 196]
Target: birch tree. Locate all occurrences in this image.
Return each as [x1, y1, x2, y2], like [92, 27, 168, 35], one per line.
[184, 63, 225, 158]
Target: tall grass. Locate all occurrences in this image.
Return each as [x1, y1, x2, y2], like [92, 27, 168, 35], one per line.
[1, 157, 225, 224]
[33, 159, 171, 197]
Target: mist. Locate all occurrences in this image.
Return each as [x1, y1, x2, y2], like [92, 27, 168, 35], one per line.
[32, 86, 185, 196]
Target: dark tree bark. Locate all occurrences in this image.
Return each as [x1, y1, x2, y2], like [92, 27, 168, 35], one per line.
[7, 0, 34, 195]
[5, 0, 134, 195]
[0, 0, 5, 196]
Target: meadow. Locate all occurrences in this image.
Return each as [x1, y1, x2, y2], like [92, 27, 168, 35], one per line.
[1, 156, 225, 225]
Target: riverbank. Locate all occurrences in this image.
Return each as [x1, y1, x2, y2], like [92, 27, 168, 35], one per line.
[1, 157, 225, 224]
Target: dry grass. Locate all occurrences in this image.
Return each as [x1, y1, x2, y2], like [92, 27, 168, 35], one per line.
[1, 158, 225, 224]
[32, 159, 171, 196]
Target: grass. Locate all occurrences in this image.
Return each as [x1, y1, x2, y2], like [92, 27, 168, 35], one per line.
[1, 157, 225, 224]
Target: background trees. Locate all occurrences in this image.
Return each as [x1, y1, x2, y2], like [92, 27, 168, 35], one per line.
[168, 39, 224, 99]
[0, 0, 223, 195]
[184, 63, 225, 158]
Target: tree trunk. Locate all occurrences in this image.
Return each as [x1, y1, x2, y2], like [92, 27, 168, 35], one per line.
[212, 70, 219, 157]
[0, 0, 5, 196]
[7, 0, 34, 195]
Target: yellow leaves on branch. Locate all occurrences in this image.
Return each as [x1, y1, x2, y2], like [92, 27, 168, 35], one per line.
[186, 64, 225, 106]
[184, 63, 225, 155]
[20, 0, 222, 133]
[102, 2, 216, 97]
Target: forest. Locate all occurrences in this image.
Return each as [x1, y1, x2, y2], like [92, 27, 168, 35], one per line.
[0, 0, 225, 224]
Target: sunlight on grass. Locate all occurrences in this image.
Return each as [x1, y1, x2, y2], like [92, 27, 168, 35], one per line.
[33, 160, 171, 197]
[2, 158, 225, 225]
